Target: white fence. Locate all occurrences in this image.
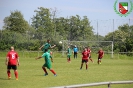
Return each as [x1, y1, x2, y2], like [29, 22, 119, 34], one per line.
[51, 81, 133, 88]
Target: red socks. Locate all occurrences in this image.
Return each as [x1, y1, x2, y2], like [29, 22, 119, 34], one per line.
[7, 70, 11, 77]
[67, 58, 71, 62]
[50, 69, 56, 75]
[7, 70, 18, 79]
[42, 67, 56, 75]
[86, 64, 88, 70]
[14, 70, 18, 79]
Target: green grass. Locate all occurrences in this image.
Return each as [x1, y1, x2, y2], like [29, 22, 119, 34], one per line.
[0, 52, 133, 88]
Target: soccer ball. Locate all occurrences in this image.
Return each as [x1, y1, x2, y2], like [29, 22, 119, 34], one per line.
[59, 41, 62, 44]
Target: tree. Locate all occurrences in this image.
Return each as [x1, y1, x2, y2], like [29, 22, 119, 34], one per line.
[3, 10, 29, 33]
[31, 7, 54, 37]
[104, 24, 133, 52]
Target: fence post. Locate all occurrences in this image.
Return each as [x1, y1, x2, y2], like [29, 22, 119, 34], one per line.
[108, 83, 110, 88]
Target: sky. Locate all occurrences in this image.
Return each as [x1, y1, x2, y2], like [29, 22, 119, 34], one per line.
[0, 0, 133, 36]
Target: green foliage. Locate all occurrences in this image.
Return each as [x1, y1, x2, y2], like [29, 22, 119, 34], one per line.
[1, 7, 133, 53]
[3, 10, 30, 33]
[105, 24, 133, 52]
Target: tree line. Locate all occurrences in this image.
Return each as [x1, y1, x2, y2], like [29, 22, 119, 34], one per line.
[0, 7, 133, 53]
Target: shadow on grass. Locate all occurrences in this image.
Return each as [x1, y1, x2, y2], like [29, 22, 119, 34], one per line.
[33, 75, 44, 76]
[0, 77, 8, 80]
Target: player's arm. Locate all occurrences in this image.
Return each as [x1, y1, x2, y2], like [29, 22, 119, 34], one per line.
[102, 52, 104, 57]
[35, 56, 42, 60]
[39, 45, 44, 50]
[5, 53, 9, 65]
[51, 58, 53, 62]
[50, 45, 56, 49]
[17, 57, 20, 66]
[5, 57, 9, 65]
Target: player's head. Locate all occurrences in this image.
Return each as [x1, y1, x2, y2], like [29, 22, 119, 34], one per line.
[75, 45, 77, 47]
[47, 39, 50, 43]
[84, 47, 87, 51]
[10, 46, 14, 50]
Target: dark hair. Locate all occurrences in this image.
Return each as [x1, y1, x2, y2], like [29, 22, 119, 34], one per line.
[47, 40, 50, 43]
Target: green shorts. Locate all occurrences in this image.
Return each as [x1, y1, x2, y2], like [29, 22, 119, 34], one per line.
[67, 54, 71, 58]
[43, 63, 52, 69]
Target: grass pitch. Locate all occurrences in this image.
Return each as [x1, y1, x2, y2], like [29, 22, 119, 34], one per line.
[0, 52, 133, 88]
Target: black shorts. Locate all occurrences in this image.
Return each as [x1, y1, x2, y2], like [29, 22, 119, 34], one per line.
[98, 56, 103, 59]
[82, 59, 88, 63]
[7, 65, 17, 70]
[74, 52, 77, 54]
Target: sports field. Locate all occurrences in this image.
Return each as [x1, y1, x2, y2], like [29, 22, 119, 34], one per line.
[0, 52, 133, 88]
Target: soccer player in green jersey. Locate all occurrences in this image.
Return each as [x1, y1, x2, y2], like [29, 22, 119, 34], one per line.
[39, 40, 56, 62]
[35, 49, 57, 76]
[67, 46, 72, 63]
[39, 40, 56, 53]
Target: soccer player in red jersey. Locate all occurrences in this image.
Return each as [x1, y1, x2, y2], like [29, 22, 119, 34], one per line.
[5, 46, 20, 80]
[80, 47, 89, 70]
[87, 46, 94, 63]
[97, 48, 104, 64]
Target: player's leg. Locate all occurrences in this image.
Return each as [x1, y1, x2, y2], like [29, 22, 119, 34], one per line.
[75, 52, 77, 59]
[67, 55, 71, 62]
[7, 65, 11, 79]
[89, 56, 94, 63]
[85, 59, 89, 70]
[98, 58, 101, 64]
[42, 64, 48, 76]
[50, 69, 57, 76]
[67, 55, 69, 62]
[99, 58, 102, 64]
[13, 65, 18, 80]
[74, 52, 75, 59]
[69, 55, 71, 62]
[48, 64, 57, 76]
[80, 60, 84, 69]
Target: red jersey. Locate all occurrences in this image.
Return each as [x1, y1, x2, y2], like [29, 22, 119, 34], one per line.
[6, 50, 19, 65]
[98, 50, 104, 58]
[82, 50, 89, 60]
[87, 49, 91, 53]
[87, 49, 91, 56]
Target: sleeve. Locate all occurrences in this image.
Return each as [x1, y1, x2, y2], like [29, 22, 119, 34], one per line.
[42, 53, 46, 58]
[49, 44, 51, 47]
[16, 52, 19, 59]
[6, 52, 9, 58]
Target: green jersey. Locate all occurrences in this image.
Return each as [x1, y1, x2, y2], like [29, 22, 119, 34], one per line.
[42, 43, 51, 52]
[44, 43, 51, 49]
[67, 48, 72, 56]
[42, 52, 51, 69]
